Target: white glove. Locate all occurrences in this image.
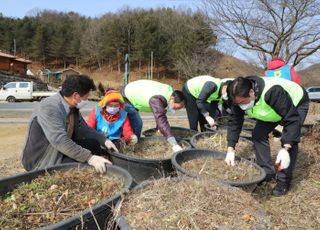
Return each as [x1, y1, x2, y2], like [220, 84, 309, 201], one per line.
[129, 135, 138, 145]
[105, 139, 119, 152]
[225, 147, 235, 166]
[172, 144, 183, 153]
[205, 115, 216, 128]
[88, 155, 112, 174]
[275, 148, 290, 170]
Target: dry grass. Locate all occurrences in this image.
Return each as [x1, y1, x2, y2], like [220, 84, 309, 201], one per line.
[119, 138, 189, 159]
[182, 158, 261, 182]
[0, 168, 124, 229]
[116, 177, 268, 229]
[194, 132, 254, 159]
[252, 124, 320, 229]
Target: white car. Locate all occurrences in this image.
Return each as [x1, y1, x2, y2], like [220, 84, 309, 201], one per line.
[305, 86, 320, 102]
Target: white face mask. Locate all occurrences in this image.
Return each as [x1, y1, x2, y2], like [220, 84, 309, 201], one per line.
[167, 104, 175, 114]
[222, 93, 228, 101]
[76, 99, 89, 109]
[239, 100, 255, 110]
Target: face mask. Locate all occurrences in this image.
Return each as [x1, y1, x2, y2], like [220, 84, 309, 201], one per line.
[76, 99, 89, 109]
[222, 93, 228, 101]
[167, 104, 175, 114]
[106, 106, 120, 115]
[239, 100, 255, 110]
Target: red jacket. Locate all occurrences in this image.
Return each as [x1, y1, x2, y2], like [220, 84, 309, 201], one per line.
[87, 107, 134, 141]
[264, 57, 301, 85]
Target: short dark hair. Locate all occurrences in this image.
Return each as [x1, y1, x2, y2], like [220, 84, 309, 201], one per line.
[171, 90, 185, 104]
[227, 77, 253, 102]
[61, 75, 96, 97]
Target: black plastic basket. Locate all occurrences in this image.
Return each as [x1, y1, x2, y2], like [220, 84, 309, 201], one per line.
[142, 126, 198, 142]
[109, 137, 191, 184]
[171, 149, 266, 190]
[0, 163, 133, 230]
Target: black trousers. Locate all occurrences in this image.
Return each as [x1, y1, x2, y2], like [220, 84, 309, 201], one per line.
[61, 138, 109, 163]
[252, 100, 309, 184]
[182, 84, 217, 132]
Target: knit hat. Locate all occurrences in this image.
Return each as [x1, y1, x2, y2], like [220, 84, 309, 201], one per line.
[98, 90, 125, 108]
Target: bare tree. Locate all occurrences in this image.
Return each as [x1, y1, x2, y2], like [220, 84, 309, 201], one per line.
[200, 0, 320, 67]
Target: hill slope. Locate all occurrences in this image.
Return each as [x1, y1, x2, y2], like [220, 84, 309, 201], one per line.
[29, 54, 265, 89]
[298, 64, 320, 86]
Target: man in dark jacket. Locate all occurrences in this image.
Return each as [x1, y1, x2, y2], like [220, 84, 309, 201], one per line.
[21, 75, 118, 174]
[121, 80, 185, 152]
[225, 76, 309, 196]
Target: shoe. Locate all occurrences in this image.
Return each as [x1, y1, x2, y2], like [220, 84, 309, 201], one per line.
[257, 173, 275, 186]
[272, 181, 290, 196]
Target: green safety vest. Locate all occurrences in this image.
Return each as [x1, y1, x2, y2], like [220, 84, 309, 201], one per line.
[124, 80, 173, 112]
[187, 75, 222, 103]
[246, 77, 304, 122]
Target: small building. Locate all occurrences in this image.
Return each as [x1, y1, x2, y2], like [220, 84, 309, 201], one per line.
[40, 68, 81, 84]
[12, 57, 32, 75]
[0, 51, 15, 72]
[60, 68, 81, 81]
[0, 51, 32, 75]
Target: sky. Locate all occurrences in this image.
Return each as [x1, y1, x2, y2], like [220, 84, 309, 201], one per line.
[0, 0, 196, 18]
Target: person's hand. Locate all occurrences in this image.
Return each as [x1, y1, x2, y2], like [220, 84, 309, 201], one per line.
[88, 155, 112, 174]
[225, 147, 235, 166]
[155, 129, 163, 136]
[275, 148, 290, 171]
[129, 135, 138, 145]
[205, 115, 216, 129]
[105, 139, 119, 152]
[172, 144, 183, 153]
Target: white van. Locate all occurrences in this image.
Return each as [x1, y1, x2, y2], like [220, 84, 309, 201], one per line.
[305, 86, 320, 102]
[0, 82, 57, 102]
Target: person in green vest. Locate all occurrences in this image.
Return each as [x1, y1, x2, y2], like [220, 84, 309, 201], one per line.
[182, 75, 233, 131]
[121, 80, 186, 152]
[225, 76, 309, 196]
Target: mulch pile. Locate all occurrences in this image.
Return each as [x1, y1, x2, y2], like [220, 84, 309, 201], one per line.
[120, 138, 188, 159]
[182, 158, 261, 182]
[116, 177, 268, 229]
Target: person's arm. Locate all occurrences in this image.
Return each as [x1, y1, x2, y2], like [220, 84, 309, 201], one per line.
[122, 115, 134, 141]
[197, 81, 218, 115]
[290, 66, 301, 85]
[149, 95, 173, 138]
[37, 104, 92, 162]
[87, 107, 97, 129]
[265, 85, 301, 146]
[227, 105, 245, 148]
[78, 113, 107, 146]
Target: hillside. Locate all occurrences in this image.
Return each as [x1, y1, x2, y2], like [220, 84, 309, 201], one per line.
[298, 63, 320, 87]
[28, 54, 265, 90]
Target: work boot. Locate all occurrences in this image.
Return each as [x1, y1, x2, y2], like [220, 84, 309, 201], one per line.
[272, 180, 290, 196]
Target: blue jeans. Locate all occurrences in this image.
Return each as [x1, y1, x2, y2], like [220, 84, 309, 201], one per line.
[124, 102, 143, 138]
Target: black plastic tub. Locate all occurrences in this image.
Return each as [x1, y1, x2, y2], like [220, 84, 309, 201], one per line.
[142, 126, 198, 142]
[109, 137, 191, 184]
[171, 149, 266, 189]
[0, 163, 133, 230]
